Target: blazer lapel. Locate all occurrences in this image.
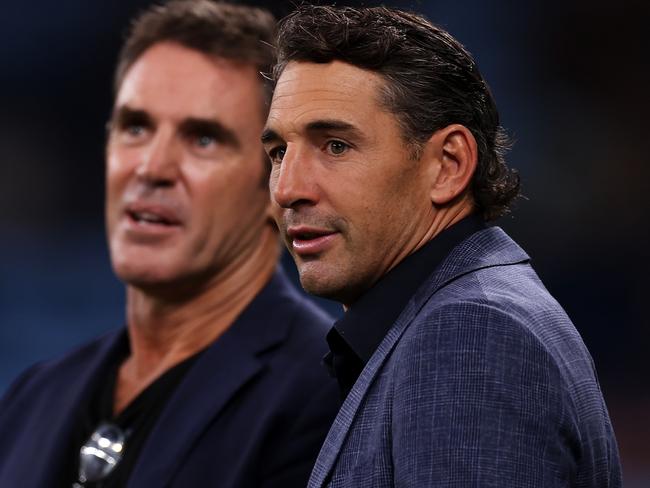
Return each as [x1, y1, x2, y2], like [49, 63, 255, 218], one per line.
[33, 330, 126, 486]
[309, 226, 530, 487]
[308, 290, 422, 487]
[128, 335, 264, 487]
[128, 269, 294, 487]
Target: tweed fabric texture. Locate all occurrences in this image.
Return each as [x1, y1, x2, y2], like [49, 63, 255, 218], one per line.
[309, 227, 621, 487]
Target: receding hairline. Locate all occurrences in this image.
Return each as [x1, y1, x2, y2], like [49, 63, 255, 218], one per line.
[112, 40, 272, 126]
[112, 0, 277, 99]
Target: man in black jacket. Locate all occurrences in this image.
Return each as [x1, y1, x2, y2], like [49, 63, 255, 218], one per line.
[0, 2, 338, 487]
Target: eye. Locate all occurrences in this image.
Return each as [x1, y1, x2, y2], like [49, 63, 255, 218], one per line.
[326, 140, 349, 156]
[116, 123, 149, 144]
[126, 125, 145, 137]
[195, 134, 216, 148]
[268, 146, 286, 164]
[109, 110, 152, 144]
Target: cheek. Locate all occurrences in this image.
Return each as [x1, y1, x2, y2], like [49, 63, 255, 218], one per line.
[106, 167, 123, 199]
[105, 149, 134, 195]
[268, 169, 279, 197]
[345, 172, 414, 238]
[190, 168, 265, 231]
[105, 150, 139, 230]
[105, 167, 128, 220]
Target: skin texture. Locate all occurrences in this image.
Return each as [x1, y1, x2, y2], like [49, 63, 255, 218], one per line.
[264, 61, 476, 307]
[106, 42, 278, 412]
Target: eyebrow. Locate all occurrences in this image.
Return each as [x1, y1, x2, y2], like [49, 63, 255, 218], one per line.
[261, 127, 280, 145]
[180, 118, 241, 149]
[305, 119, 362, 136]
[261, 119, 364, 145]
[110, 106, 152, 129]
[110, 105, 240, 148]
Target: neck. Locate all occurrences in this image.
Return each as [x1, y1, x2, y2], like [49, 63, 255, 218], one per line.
[386, 196, 475, 278]
[413, 197, 475, 252]
[342, 197, 475, 310]
[117, 225, 279, 408]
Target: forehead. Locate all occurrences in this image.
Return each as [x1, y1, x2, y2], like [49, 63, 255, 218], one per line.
[267, 61, 388, 133]
[116, 42, 264, 125]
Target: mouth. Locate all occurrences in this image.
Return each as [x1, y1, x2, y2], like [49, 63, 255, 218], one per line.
[127, 210, 177, 227]
[123, 203, 182, 233]
[286, 226, 339, 256]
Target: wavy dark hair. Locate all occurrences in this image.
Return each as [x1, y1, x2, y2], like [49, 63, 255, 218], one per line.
[273, 5, 520, 220]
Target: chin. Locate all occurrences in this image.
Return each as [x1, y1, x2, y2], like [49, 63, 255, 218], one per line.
[299, 258, 371, 306]
[298, 268, 347, 303]
[110, 239, 183, 282]
[111, 256, 176, 287]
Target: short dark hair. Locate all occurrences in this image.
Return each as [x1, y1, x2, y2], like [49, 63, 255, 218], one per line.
[115, 0, 276, 105]
[274, 5, 520, 220]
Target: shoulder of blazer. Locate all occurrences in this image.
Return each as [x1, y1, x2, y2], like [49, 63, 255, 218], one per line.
[416, 226, 530, 302]
[308, 226, 532, 487]
[1, 328, 125, 409]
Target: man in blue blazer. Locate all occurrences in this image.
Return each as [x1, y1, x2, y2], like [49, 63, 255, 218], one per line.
[0, 2, 338, 487]
[263, 5, 622, 487]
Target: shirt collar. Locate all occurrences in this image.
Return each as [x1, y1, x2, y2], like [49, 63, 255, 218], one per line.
[330, 215, 486, 364]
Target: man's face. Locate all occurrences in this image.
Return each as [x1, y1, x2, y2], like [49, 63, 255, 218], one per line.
[106, 42, 270, 291]
[264, 61, 436, 305]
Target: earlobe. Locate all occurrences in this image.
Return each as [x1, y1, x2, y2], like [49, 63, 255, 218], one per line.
[428, 124, 478, 206]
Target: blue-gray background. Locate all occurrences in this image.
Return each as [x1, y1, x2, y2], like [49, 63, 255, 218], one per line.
[1, 0, 647, 483]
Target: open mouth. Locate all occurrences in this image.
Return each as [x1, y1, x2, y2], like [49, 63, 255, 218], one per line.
[123, 200, 183, 231]
[127, 210, 176, 226]
[294, 231, 329, 240]
[287, 226, 338, 255]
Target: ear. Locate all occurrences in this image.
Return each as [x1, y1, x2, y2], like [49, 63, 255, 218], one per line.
[425, 124, 478, 205]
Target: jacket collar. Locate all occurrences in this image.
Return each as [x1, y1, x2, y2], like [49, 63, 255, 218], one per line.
[308, 226, 530, 487]
[30, 329, 126, 486]
[128, 267, 296, 487]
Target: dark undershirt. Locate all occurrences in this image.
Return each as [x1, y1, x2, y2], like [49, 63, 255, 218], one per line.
[65, 338, 202, 488]
[323, 216, 486, 400]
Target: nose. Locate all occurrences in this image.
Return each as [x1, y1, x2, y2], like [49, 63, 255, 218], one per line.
[271, 145, 319, 209]
[135, 129, 181, 187]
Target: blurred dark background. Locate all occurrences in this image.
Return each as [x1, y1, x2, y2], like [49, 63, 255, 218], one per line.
[1, 0, 648, 483]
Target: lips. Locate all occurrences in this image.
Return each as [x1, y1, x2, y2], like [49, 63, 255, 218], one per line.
[128, 209, 177, 226]
[286, 225, 339, 256]
[123, 202, 182, 232]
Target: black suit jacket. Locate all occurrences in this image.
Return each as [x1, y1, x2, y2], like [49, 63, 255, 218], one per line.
[0, 268, 339, 487]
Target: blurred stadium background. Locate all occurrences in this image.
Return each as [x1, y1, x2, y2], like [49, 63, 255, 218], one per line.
[1, 0, 647, 483]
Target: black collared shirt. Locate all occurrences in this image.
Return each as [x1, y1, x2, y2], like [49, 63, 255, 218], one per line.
[323, 216, 485, 399]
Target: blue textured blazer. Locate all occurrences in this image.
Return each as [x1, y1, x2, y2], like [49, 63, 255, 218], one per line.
[0, 269, 339, 488]
[309, 227, 621, 487]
